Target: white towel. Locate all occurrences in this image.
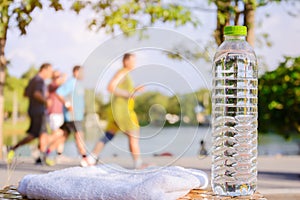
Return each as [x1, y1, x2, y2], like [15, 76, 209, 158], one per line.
[18, 164, 208, 200]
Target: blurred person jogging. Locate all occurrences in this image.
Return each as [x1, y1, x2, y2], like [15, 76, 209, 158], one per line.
[46, 70, 67, 162]
[81, 53, 144, 169]
[46, 66, 88, 165]
[7, 63, 54, 166]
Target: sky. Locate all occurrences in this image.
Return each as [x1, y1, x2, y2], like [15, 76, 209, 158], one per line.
[5, 1, 300, 97]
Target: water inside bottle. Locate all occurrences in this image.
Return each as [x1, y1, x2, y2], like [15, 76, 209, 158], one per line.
[212, 52, 258, 196]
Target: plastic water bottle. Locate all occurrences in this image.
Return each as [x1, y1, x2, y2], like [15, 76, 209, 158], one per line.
[211, 26, 258, 196]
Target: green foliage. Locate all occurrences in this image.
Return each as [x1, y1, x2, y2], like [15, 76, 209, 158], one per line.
[3, 0, 298, 133]
[135, 91, 169, 125]
[258, 56, 300, 138]
[70, 0, 198, 34]
[71, 1, 87, 14]
[166, 95, 180, 115]
[3, 118, 29, 145]
[180, 93, 198, 125]
[92, 88, 211, 127]
[49, 0, 63, 11]
[85, 89, 105, 115]
[4, 67, 36, 115]
[20, 65, 37, 80]
[0, 0, 63, 37]
[195, 88, 211, 115]
[130, 88, 211, 126]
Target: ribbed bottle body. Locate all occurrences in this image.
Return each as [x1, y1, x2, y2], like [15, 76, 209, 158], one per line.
[211, 36, 258, 196]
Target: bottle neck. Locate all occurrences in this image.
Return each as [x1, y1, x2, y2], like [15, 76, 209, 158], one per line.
[224, 35, 246, 41]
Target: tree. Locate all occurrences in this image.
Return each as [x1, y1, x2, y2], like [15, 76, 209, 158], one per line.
[195, 88, 211, 115]
[4, 66, 38, 118]
[21, 65, 38, 80]
[135, 91, 169, 125]
[258, 56, 300, 139]
[180, 93, 198, 125]
[85, 89, 104, 115]
[166, 95, 180, 115]
[0, 0, 196, 159]
[209, 1, 300, 140]
[0, 0, 63, 159]
[210, 0, 297, 46]
[71, 0, 196, 34]
[4, 75, 28, 115]
[167, 0, 298, 64]
[2, 0, 297, 158]
[210, 0, 255, 46]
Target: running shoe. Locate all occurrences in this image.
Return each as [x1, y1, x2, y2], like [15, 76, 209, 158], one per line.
[44, 157, 55, 166]
[7, 149, 15, 164]
[35, 157, 43, 165]
[80, 156, 97, 167]
[35, 156, 55, 166]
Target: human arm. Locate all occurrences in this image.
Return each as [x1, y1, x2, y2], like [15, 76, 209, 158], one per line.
[56, 80, 73, 111]
[56, 94, 72, 111]
[33, 90, 48, 105]
[107, 70, 131, 98]
[129, 85, 145, 98]
[134, 85, 145, 93]
[56, 73, 67, 86]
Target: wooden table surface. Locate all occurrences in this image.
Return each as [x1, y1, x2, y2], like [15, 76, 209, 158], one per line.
[179, 189, 266, 200]
[1, 185, 267, 200]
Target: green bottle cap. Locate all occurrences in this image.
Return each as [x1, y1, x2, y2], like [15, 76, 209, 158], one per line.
[224, 26, 247, 36]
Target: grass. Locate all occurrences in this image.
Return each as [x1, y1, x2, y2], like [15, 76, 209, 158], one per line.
[3, 118, 29, 146]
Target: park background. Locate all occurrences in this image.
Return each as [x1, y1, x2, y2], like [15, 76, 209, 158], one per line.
[1, 0, 300, 159]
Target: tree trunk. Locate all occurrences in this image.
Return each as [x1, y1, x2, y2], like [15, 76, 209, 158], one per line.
[0, 38, 7, 160]
[214, 1, 231, 46]
[244, 1, 255, 46]
[12, 90, 18, 125]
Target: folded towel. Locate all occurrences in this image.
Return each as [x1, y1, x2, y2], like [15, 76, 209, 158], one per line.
[18, 164, 208, 200]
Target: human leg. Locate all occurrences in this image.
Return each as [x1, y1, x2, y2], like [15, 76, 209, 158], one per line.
[45, 129, 68, 165]
[113, 100, 142, 168]
[10, 135, 35, 151]
[92, 109, 118, 156]
[52, 131, 69, 163]
[48, 114, 65, 154]
[37, 132, 55, 166]
[7, 113, 47, 164]
[44, 121, 69, 166]
[125, 129, 142, 169]
[81, 111, 118, 167]
[37, 115, 56, 166]
[7, 134, 35, 164]
[39, 132, 48, 153]
[56, 142, 65, 155]
[47, 129, 66, 153]
[10, 113, 41, 151]
[93, 131, 115, 155]
[67, 121, 86, 157]
[74, 130, 87, 156]
[81, 131, 116, 167]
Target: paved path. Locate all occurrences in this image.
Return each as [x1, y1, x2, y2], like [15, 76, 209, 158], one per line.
[1, 156, 299, 199]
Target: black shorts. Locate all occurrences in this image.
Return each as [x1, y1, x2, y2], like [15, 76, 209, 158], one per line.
[60, 121, 83, 134]
[27, 114, 47, 138]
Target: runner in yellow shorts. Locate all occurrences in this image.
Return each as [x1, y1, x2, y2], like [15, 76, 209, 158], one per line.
[106, 75, 139, 133]
[81, 53, 144, 169]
